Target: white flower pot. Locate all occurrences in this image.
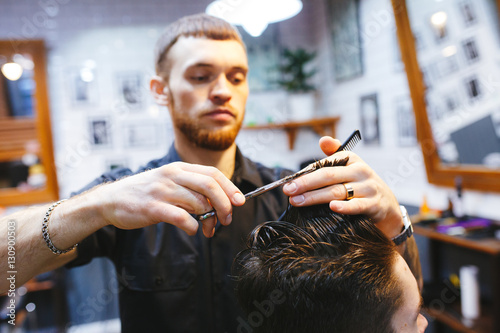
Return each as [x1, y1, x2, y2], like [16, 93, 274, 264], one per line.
[287, 92, 316, 121]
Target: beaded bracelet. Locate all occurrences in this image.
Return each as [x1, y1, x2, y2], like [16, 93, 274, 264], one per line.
[41, 199, 78, 255]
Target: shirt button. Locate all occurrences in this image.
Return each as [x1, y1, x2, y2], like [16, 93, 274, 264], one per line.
[155, 276, 164, 286]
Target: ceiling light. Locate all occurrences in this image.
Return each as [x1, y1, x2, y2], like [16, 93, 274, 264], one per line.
[206, 0, 303, 37]
[431, 11, 447, 27]
[1, 62, 23, 81]
[80, 67, 94, 82]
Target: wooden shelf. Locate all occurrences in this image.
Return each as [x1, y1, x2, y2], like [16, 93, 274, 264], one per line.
[424, 302, 493, 333]
[243, 116, 340, 150]
[413, 220, 500, 332]
[413, 224, 500, 255]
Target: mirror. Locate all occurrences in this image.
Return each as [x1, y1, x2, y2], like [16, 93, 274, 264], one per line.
[0, 40, 59, 206]
[392, 0, 500, 192]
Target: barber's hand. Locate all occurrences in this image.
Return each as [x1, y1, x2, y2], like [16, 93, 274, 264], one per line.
[95, 162, 245, 238]
[283, 136, 402, 239]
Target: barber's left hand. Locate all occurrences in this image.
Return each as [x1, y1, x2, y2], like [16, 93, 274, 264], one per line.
[282, 136, 403, 239]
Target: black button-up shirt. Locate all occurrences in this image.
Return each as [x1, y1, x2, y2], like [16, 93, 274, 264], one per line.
[68, 145, 292, 332]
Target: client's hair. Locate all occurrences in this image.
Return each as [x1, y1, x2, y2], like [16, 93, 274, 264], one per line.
[234, 159, 402, 333]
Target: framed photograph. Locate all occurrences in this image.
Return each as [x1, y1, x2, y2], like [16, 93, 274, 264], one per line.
[115, 71, 144, 111]
[443, 89, 461, 114]
[327, 0, 363, 81]
[462, 38, 480, 64]
[360, 93, 380, 145]
[89, 117, 112, 148]
[70, 67, 99, 107]
[464, 75, 481, 100]
[240, 25, 281, 91]
[122, 121, 160, 148]
[459, 0, 477, 26]
[395, 96, 417, 146]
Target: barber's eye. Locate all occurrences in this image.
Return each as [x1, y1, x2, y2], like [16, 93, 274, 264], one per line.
[192, 75, 208, 82]
[229, 73, 246, 85]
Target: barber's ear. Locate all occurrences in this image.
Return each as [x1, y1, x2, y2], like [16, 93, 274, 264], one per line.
[150, 75, 169, 106]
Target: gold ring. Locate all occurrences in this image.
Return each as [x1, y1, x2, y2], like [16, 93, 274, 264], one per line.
[343, 183, 354, 200]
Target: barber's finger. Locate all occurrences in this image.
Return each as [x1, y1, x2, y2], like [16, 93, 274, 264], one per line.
[150, 203, 200, 236]
[328, 197, 372, 217]
[284, 159, 358, 197]
[161, 185, 215, 216]
[319, 136, 342, 156]
[177, 163, 246, 206]
[201, 217, 217, 238]
[289, 182, 367, 206]
[173, 171, 240, 225]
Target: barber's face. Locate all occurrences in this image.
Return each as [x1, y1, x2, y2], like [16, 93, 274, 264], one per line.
[163, 36, 249, 150]
[392, 255, 428, 332]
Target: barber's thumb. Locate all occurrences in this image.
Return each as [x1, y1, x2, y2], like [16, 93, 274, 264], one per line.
[319, 136, 342, 155]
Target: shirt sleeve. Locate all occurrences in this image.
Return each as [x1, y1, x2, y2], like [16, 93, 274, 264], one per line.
[65, 167, 133, 268]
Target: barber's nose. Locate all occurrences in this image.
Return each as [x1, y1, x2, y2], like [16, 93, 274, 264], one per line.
[210, 75, 231, 104]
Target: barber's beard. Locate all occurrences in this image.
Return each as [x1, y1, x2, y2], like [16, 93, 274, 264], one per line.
[176, 117, 241, 151]
[170, 101, 242, 151]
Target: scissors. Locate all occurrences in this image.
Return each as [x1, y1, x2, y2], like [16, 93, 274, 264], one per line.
[196, 130, 362, 221]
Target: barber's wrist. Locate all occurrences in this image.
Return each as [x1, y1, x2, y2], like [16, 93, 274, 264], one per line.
[83, 183, 118, 228]
[375, 205, 405, 239]
[391, 205, 413, 246]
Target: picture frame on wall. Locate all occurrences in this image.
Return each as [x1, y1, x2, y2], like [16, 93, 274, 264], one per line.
[462, 38, 480, 64]
[115, 71, 144, 111]
[459, 0, 477, 27]
[122, 121, 160, 148]
[71, 67, 99, 107]
[464, 75, 481, 100]
[360, 93, 380, 145]
[395, 96, 417, 146]
[327, 0, 363, 81]
[240, 25, 281, 91]
[443, 89, 461, 114]
[89, 116, 112, 148]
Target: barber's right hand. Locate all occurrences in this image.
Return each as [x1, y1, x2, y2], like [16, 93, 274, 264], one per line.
[94, 162, 245, 237]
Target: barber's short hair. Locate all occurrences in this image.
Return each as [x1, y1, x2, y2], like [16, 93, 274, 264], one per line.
[234, 159, 403, 333]
[154, 13, 245, 78]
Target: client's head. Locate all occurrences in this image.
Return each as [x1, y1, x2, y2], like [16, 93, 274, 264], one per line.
[234, 161, 426, 333]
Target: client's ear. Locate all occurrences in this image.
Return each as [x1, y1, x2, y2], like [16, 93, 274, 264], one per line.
[150, 75, 169, 106]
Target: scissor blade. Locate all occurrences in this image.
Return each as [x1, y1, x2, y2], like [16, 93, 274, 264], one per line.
[244, 168, 315, 199]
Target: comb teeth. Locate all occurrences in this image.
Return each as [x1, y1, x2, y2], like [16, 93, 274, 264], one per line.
[338, 129, 362, 152]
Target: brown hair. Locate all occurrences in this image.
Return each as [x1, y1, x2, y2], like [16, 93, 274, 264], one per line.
[234, 158, 403, 333]
[154, 13, 245, 78]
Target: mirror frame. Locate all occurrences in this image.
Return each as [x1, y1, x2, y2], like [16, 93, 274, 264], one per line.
[0, 40, 59, 206]
[392, 0, 500, 193]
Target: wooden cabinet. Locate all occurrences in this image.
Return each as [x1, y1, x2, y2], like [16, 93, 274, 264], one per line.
[0, 40, 59, 206]
[414, 223, 500, 332]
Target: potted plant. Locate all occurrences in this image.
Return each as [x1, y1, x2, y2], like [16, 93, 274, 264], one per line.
[277, 48, 317, 121]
